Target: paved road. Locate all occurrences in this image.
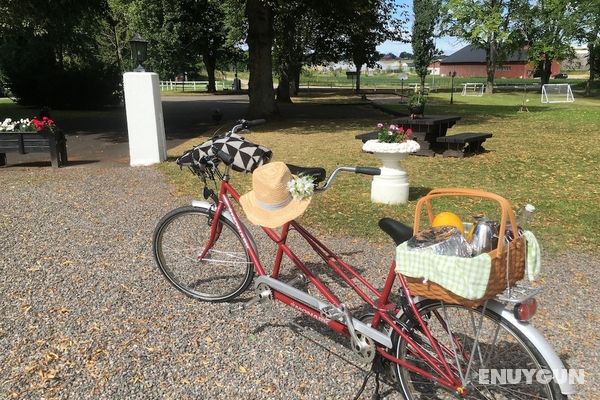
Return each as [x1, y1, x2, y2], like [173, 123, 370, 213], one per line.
[0, 95, 384, 168]
[0, 95, 251, 168]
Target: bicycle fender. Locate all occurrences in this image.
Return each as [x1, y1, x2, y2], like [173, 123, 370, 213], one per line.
[191, 200, 260, 257]
[486, 300, 576, 395]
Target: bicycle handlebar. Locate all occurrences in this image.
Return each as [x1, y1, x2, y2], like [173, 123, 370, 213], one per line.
[229, 119, 266, 136]
[315, 166, 381, 192]
[216, 150, 234, 165]
[244, 119, 266, 128]
[354, 167, 381, 176]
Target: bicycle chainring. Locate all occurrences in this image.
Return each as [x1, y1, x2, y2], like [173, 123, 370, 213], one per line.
[351, 331, 376, 364]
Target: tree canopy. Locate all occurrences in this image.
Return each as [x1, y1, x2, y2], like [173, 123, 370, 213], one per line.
[0, 0, 596, 112]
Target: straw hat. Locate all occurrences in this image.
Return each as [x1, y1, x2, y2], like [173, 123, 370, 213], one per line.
[240, 162, 311, 228]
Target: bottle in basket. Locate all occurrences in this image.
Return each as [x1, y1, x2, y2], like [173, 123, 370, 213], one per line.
[505, 203, 535, 243]
[469, 217, 499, 256]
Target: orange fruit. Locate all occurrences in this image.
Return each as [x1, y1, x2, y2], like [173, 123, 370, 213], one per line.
[432, 211, 465, 235]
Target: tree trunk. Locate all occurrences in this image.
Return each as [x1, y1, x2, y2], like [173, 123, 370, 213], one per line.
[355, 69, 362, 92]
[276, 68, 292, 103]
[291, 64, 301, 96]
[113, 26, 124, 73]
[539, 58, 552, 86]
[586, 42, 596, 96]
[246, 0, 277, 118]
[352, 57, 364, 93]
[485, 36, 497, 94]
[204, 53, 217, 93]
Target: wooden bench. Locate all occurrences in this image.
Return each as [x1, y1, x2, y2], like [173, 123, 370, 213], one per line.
[436, 132, 492, 157]
[0, 130, 68, 168]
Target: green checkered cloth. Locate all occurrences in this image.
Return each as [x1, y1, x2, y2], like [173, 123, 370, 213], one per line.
[523, 230, 541, 280]
[395, 242, 493, 300]
[395, 231, 542, 300]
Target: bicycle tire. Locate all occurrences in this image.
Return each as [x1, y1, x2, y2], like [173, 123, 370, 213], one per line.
[152, 206, 254, 302]
[393, 299, 566, 399]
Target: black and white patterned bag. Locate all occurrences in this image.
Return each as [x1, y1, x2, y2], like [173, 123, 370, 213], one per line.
[177, 133, 272, 173]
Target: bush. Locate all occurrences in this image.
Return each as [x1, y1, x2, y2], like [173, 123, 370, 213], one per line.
[1, 37, 121, 109]
[7, 64, 121, 109]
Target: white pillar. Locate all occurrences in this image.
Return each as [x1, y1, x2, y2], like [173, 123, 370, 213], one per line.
[123, 72, 166, 166]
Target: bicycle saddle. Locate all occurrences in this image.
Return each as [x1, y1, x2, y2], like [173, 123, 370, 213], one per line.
[286, 164, 326, 184]
[378, 218, 414, 245]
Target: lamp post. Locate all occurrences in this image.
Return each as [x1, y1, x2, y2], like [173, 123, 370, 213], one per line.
[129, 34, 148, 72]
[450, 71, 457, 104]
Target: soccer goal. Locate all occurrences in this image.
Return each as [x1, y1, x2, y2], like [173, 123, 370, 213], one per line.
[541, 84, 575, 103]
[461, 82, 484, 96]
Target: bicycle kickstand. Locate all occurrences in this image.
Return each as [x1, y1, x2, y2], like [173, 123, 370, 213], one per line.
[352, 354, 385, 400]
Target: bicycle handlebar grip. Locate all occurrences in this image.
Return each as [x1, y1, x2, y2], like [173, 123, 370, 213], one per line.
[244, 119, 266, 128]
[355, 167, 381, 176]
[216, 150, 234, 165]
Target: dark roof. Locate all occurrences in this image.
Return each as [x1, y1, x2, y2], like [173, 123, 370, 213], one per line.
[440, 44, 528, 64]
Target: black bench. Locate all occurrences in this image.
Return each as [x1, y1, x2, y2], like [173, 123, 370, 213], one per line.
[436, 132, 492, 157]
[0, 130, 68, 168]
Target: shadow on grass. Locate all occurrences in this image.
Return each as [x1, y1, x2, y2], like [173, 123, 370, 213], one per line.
[409, 186, 433, 201]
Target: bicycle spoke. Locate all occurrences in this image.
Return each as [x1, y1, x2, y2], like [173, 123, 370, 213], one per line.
[395, 301, 561, 400]
[153, 207, 253, 301]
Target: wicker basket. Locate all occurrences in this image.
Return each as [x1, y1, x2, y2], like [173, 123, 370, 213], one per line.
[403, 188, 526, 307]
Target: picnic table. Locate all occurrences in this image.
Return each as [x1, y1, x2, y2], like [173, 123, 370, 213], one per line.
[356, 115, 461, 156]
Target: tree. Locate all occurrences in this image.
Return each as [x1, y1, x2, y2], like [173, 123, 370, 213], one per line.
[273, 2, 305, 103]
[575, 0, 600, 95]
[412, 0, 440, 93]
[522, 0, 580, 85]
[97, 0, 133, 73]
[444, 0, 527, 93]
[126, 0, 189, 78]
[180, 0, 229, 92]
[0, 0, 121, 108]
[245, 0, 277, 118]
[342, 0, 406, 92]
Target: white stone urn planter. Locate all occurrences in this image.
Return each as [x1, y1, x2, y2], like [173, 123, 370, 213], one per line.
[362, 139, 420, 204]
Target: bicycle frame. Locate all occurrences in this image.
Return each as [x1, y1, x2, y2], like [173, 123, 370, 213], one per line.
[197, 173, 468, 394]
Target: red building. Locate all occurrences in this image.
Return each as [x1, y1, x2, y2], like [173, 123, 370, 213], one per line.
[438, 45, 560, 78]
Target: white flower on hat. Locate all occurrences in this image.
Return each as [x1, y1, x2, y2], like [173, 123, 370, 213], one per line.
[287, 175, 315, 200]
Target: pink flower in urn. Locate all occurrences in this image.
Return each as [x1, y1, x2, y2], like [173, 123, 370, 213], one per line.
[377, 123, 384, 129]
[406, 128, 413, 138]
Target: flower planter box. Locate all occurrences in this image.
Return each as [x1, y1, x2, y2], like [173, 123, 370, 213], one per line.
[0, 130, 67, 168]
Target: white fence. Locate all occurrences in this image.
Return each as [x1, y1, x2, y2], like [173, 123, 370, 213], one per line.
[160, 80, 228, 91]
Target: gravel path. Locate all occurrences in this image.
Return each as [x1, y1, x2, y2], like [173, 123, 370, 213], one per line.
[0, 166, 597, 399]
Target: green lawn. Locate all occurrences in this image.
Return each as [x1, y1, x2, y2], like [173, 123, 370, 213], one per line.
[159, 90, 600, 254]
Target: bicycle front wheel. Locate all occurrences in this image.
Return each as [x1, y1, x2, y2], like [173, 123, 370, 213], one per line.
[153, 206, 254, 302]
[394, 299, 565, 399]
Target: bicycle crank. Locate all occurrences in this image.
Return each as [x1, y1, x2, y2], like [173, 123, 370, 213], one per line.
[350, 330, 376, 364]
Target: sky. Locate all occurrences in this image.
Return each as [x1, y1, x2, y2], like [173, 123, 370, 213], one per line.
[377, 38, 466, 57]
[376, 0, 467, 56]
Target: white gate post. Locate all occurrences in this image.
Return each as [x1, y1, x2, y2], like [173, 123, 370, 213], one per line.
[123, 72, 167, 166]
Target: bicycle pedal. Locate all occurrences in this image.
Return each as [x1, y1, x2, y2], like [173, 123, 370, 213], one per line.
[229, 286, 272, 314]
[285, 273, 307, 288]
[320, 305, 344, 321]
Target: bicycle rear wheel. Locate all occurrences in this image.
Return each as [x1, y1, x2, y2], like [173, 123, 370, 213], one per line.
[153, 206, 254, 302]
[394, 300, 565, 399]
